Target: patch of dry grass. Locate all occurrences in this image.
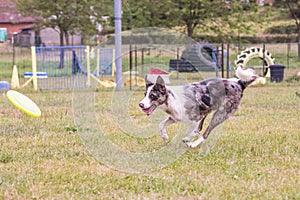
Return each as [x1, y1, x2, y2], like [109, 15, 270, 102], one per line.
[0, 78, 299, 199]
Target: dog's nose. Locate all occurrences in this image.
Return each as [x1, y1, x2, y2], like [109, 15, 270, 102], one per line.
[139, 103, 144, 109]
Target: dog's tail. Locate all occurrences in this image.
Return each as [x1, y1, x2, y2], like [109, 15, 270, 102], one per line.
[238, 76, 257, 90]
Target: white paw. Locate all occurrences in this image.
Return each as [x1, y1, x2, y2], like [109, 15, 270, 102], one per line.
[161, 134, 169, 142]
[182, 132, 200, 144]
[182, 137, 191, 143]
[185, 141, 193, 148]
[186, 141, 199, 148]
[185, 136, 204, 148]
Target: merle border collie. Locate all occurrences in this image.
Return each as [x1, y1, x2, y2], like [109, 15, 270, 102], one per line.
[139, 75, 256, 148]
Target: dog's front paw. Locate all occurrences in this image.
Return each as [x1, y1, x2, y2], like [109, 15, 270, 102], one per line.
[184, 136, 205, 148]
[185, 141, 199, 148]
[160, 129, 169, 142]
[185, 141, 192, 148]
[161, 134, 169, 142]
[182, 137, 191, 144]
[182, 133, 199, 144]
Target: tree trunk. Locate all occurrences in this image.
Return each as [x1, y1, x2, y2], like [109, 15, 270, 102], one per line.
[64, 32, 70, 46]
[60, 30, 64, 46]
[59, 29, 65, 68]
[187, 23, 193, 38]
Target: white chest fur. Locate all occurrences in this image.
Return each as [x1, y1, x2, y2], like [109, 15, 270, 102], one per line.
[160, 86, 191, 122]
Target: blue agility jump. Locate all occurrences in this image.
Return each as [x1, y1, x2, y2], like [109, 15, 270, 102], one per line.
[24, 72, 48, 78]
[33, 46, 114, 90]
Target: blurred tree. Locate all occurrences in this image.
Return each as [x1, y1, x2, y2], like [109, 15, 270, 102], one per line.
[16, 0, 110, 46]
[284, 0, 300, 58]
[273, 0, 300, 58]
[122, 0, 258, 40]
[172, 0, 213, 37]
[122, 0, 176, 30]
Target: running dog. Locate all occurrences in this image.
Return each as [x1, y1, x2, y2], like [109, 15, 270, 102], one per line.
[139, 75, 257, 148]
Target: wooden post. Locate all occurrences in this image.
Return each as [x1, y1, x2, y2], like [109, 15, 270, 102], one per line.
[287, 43, 291, 69]
[263, 43, 265, 76]
[226, 43, 230, 78]
[129, 45, 132, 90]
[31, 46, 38, 90]
[177, 47, 179, 79]
[141, 48, 144, 76]
[96, 48, 100, 76]
[216, 46, 219, 77]
[221, 43, 224, 78]
[86, 46, 91, 87]
[135, 45, 137, 86]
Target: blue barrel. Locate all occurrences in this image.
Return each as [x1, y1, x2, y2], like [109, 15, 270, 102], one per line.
[269, 64, 285, 82]
[0, 81, 10, 92]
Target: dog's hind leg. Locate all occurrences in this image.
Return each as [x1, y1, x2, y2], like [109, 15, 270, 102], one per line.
[198, 114, 208, 132]
[188, 109, 230, 148]
[159, 117, 176, 142]
[182, 114, 208, 147]
[202, 102, 239, 140]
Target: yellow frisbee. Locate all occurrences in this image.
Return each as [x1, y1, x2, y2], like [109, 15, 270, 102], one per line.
[6, 90, 41, 118]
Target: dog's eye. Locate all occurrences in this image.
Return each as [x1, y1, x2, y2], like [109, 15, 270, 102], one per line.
[150, 94, 157, 99]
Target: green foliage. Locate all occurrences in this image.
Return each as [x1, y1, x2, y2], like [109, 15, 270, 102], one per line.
[14, 0, 300, 45]
[172, 0, 217, 37]
[15, 0, 111, 45]
[266, 24, 298, 34]
[279, 0, 300, 58]
[122, 0, 176, 29]
[285, 0, 300, 29]
[121, 0, 263, 40]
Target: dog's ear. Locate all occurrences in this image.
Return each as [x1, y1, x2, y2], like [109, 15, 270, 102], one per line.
[144, 75, 153, 86]
[156, 75, 165, 86]
[154, 76, 166, 94]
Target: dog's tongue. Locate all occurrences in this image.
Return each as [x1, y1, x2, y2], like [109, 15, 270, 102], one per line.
[142, 108, 153, 115]
[142, 106, 154, 115]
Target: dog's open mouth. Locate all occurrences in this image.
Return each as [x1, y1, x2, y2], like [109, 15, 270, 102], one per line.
[142, 105, 157, 115]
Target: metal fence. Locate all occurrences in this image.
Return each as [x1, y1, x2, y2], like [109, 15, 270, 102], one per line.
[0, 44, 116, 90]
[0, 43, 299, 90]
[35, 46, 88, 90]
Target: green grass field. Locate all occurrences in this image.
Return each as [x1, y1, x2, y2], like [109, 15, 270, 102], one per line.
[0, 72, 299, 199]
